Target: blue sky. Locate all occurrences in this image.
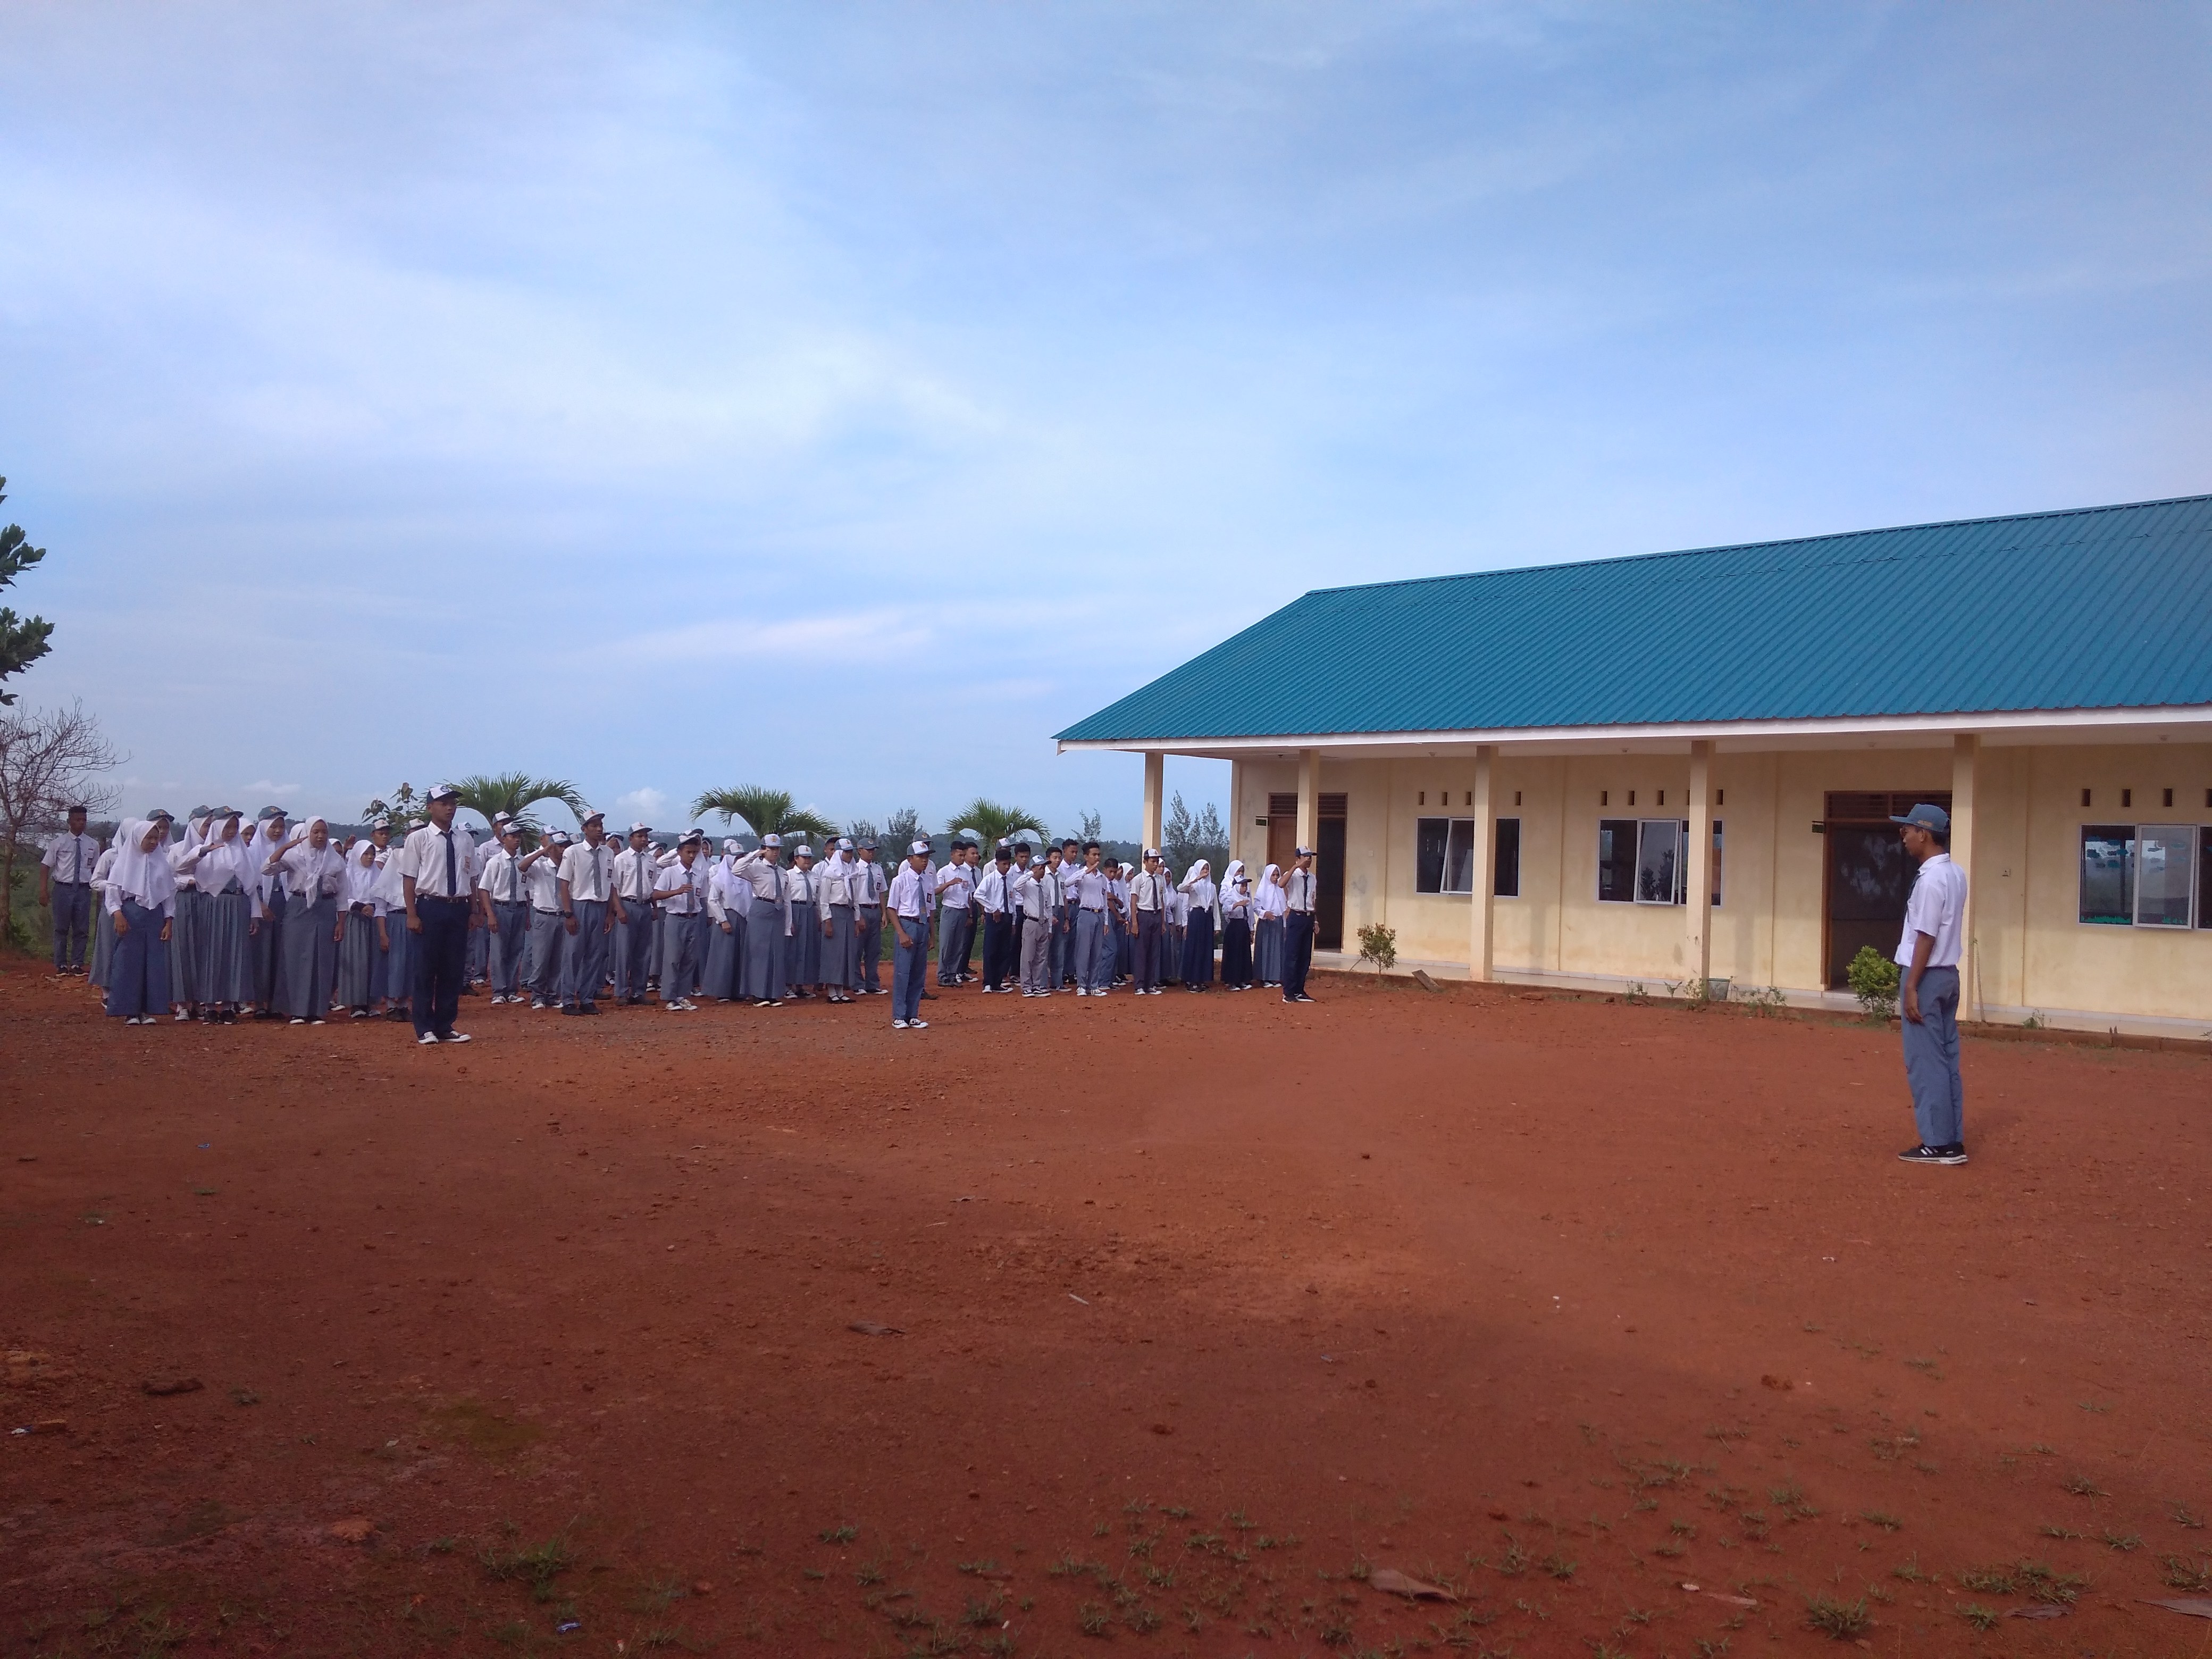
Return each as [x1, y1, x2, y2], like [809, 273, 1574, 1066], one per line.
[3, 3, 2208, 834]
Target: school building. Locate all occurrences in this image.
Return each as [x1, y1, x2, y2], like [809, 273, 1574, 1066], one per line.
[1057, 493, 2212, 1036]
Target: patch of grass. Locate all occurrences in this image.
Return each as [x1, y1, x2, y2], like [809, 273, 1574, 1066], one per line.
[1049, 1554, 1103, 1579]
[2100, 1529, 2141, 1552]
[481, 1534, 574, 1603]
[1493, 1538, 1531, 1577]
[1956, 1603, 2000, 1632]
[957, 1558, 1002, 1577]
[1858, 1510, 1901, 1532]
[1804, 1594, 1872, 1640]
[818, 1523, 858, 1544]
[2076, 1400, 2113, 1414]
[1890, 1555, 1938, 1585]
[961, 1594, 1005, 1628]
[856, 1560, 885, 1586]
[2173, 1504, 2206, 1530]
[2039, 1523, 2082, 1540]
[2159, 1555, 2212, 1592]
[1124, 1604, 1162, 1635]
[1955, 1564, 2016, 1595]
[1162, 1505, 1192, 1520]
[1075, 1601, 1111, 1638]
[1544, 1554, 1577, 1580]
[1670, 1519, 1696, 1537]
[1903, 1357, 1942, 1378]
[2062, 1475, 2107, 1497]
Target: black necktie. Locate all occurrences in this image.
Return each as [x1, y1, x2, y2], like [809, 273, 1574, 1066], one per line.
[442, 830, 455, 895]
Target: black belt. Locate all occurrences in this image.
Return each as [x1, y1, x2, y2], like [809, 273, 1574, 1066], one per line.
[55, 879, 90, 886]
[418, 893, 469, 905]
[533, 907, 560, 916]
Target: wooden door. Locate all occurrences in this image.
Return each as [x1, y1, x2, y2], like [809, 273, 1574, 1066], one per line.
[1821, 791, 1949, 988]
[1266, 793, 1296, 874]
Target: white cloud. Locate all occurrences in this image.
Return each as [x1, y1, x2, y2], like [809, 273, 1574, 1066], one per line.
[243, 779, 303, 798]
[614, 786, 669, 824]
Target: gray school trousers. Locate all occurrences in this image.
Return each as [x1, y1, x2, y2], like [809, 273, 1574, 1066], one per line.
[1074, 907, 1111, 993]
[564, 900, 611, 1008]
[491, 900, 529, 995]
[51, 882, 93, 970]
[856, 903, 883, 991]
[661, 909, 700, 1003]
[525, 907, 565, 1001]
[1020, 915, 1053, 992]
[937, 904, 969, 982]
[1901, 965, 1964, 1146]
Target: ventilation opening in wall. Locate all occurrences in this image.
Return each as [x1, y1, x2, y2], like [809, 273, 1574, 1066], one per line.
[1657, 789, 1665, 807]
[2123, 788, 2133, 809]
[1601, 790, 1608, 807]
[2082, 788, 2092, 807]
[1628, 790, 1637, 807]
[1716, 789, 1724, 807]
[1418, 791, 1425, 805]
[2165, 787, 2174, 808]
[1514, 791, 1522, 806]
[1464, 792, 1472, 806]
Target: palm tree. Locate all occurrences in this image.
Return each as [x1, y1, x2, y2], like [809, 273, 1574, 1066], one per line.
[692, 784, 837, 845]
[947, 797, 1048, 849]
[449, 773, 589, 841]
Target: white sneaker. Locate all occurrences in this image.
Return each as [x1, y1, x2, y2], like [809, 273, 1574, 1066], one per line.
[438, 1031, 471, 1044]
[417, 1032, 438, 1045]
[907, 1018, 928, 1029]
[892, 1019, 909, 1029]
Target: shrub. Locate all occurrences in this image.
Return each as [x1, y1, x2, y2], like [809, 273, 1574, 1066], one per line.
[1846, 945, 1900, 1021]
[1355, 922, 1397, 973]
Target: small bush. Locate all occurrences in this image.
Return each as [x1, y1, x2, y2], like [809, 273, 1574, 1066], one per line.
[1355, 922, 1397, 973]
[1805, 1594, 1872, 1639]
[1846, 946, 1899, 1020]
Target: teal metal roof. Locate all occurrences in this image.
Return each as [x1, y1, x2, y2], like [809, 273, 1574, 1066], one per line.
[1058, 493, 2212, 743]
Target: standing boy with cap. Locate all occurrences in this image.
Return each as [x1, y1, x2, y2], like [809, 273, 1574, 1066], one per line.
[1892, 803, 1970, 1165]
[851, 837, 887, 994]
[397, 784, 478, 1044]
[478, 822, 531, 1003]
[653, 831, 707, 1011]
[935, 840, 974, 987]
[557, 809, 619, 1015]
[889, 839, 935, 1029]
[1281, 846, 1318, 1004]
[40, 805, 100, 975]
[612, 822, 659, 1004]
[521, 830, 568, 1008]
[974, 842, 1014, 993]
[1128, 848, 1171, 994]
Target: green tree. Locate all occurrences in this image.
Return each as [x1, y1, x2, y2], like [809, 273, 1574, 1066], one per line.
[448, 772, 589, 839]
[1163, 790, 1228, 873]
[691, 784, 836, 845]
[946, 797, 1047, 849]
[0, 479, 54, 706]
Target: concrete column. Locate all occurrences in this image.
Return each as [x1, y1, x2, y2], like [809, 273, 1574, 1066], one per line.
[1469, 744, 1497, 981]
[1296, 749, 1320, 851]
[1229, 758, 1246, 869]
[1142, 752, 1164, 851]
[1687, 740, 1714, 990]
[1951, 732, 1980, 1020]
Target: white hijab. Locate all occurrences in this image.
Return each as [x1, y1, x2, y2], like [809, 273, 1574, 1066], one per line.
[1221, 859, 1252, 916]
[194, 814, 254, 895]
[281, 817, 349, 902]
[346, 835, 384, 906]
[109, 819, 179, 910]
[1256, 862, 1286, 917]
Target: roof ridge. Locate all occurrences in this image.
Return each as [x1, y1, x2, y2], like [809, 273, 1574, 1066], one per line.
[1298, 490, 2212, 600]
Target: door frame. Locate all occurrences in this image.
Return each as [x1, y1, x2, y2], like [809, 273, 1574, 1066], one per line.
[1819, 790, 1950, 990]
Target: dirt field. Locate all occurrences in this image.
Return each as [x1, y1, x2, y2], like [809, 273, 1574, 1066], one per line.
[3, 959, 2209, 1658]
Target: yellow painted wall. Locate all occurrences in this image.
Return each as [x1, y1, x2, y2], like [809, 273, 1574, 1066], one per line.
[1224, 740, 2212, 1022]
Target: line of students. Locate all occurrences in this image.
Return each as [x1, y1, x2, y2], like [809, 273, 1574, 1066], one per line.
[69, 800, 1326, 1034]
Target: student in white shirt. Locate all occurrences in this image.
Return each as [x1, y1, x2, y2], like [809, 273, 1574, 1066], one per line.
[851, 837, 888, 995]
[651, 832, 707, 1010]
[40, 805, 101, 975]
[520, 830, 569, 1008]
[555, 809, 619, 1016]
[1127, 849, 1172, 994]
[245, 810, 290, 1013]
[398, 785, 481, 1041]
[190, 808, 257, 1021]
[1281, 847, 1318, 1004]
[1253, 862, 1286, 987]
[704, 839, 747, 1002]
[887, 839, 936, 1028]
[1178, 858, 1218, 992]
[1013, 850, 1061, 996]
[103, 814, 177, 1023]
[477, 824, 532, 1003]
[334, 825, 387, 1017]
[1218, 860, 1255, 991]
[1891, 803, 1971, 1166]
[267, 816, 350, 1025]
[974, 843, 1015, 993]
[1070, 841, 1115, 997]
[816, 839, 862, 1004]
[936, 841, 975, 987]
[611, 823, 661, 1004]
[784, 845, 824, 997]
[732, 834, 790, 1006]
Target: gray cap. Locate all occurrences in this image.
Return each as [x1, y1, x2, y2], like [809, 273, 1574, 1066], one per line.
[910, 839, 932, 856]
[426, 784, 460, 803]
[1890, 802, 1950, 833]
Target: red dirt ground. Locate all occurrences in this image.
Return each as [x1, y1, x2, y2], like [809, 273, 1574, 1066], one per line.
[3, 958, 2209, 1659]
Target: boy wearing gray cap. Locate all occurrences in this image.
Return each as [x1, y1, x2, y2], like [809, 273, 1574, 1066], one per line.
[1892, 803, 1970, 1165]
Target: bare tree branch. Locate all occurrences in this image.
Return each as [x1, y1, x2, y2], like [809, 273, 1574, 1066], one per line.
[0, 700, 122, 948]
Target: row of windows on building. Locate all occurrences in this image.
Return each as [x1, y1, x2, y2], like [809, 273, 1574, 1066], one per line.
[1414, 816, 1723, 906]
[2079, 825, 2212, 928]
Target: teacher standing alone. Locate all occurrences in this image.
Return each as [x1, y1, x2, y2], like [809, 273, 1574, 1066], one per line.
[398, 784, 477, 1046]
[1892, 802, 1968, 1165]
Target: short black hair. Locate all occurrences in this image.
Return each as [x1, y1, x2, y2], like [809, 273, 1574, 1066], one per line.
[1082, 839, 1100, 853]
[1061, 837, 1079, 848]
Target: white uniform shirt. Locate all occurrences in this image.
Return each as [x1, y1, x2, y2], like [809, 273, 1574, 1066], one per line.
[731, 849, 786, 903]
[43, 831, 101, 885]
[557, 838, 616, 904]
[936, 860, 974, 909]
[1129, 869, 1171, 912]
[816, 854, 858, 912]
[613, 845, 661, 904]
[1071, 867, 1112, 910]
[655, 858, 706, 915]
[851, 858, 887, 904]
[1896, 852, 1966, 968]
[1284, 868, 1317, 913]
[396, 824, 480, 899]
[973, 866, 1010, 915]
[524, 851, 564, 910]
[1014, 866, 1059, 921]
[481, 848, 530, 904]
[276, 840, 350, 904]
[889, 860, 935, 919]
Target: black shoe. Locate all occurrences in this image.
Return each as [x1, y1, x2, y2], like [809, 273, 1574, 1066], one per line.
[1897, 1143, 1966, 1165]
[562, 1006, 584, 1017]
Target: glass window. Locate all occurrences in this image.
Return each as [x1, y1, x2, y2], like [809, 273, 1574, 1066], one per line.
[1414, 816, 1449, 894]
[2135, 825, 2194, 927]
[1443, 819, 1474, 893]
[1494, 818, 1521, 899]
[1636, 819, 1682, 904]
[1597, 818, 1637, 902]
[2079, 825, 2135, 925]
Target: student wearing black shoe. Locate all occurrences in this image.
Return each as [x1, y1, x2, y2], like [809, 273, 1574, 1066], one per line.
[1281, 847, 1318, 1002]
[1891, 803, 1968, 1166]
